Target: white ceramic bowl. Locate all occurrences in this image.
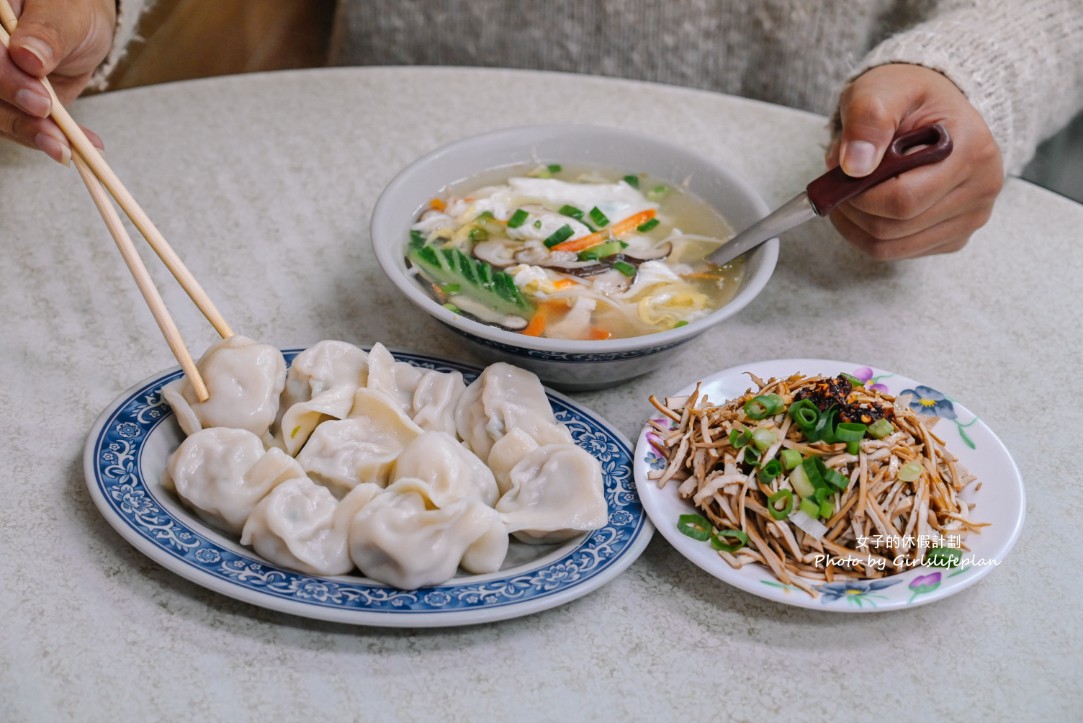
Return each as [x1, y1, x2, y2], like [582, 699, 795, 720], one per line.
[370, 124, 778, 391]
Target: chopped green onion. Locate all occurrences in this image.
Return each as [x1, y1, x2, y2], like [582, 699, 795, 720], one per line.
[559, 204, 584, 220]
[588, 207, 610, 227]
[409, 229, 427, 247]
[711, 529, 749, 553]
[925, 546, 963, 567]
[533, 220, 543, 229]
[834, 422, 867, 442]
[577, 239, 624, 260]
[475, 210, 494, 221]
[799, 497, 820, 519]
[868, 418, 894, 439]
[676, 513, 711, 541]
[801, 456, 826, 488]
[636, 217, 660, 232]
[729, 428, 752, 449]
[752, 428, 777, 452]
[780, 448, 803, 471]
[819, 499, 835, 519]
[612, 260, 637, 277]
[507, 209, 529, 229]
[813, 485, 834, 504]
[788, 464, 815, 498]
[744, 394, 784, 420]
[622, 174, 640, 188]
[788, 398, 820, 431]
[647, 185, 670, 201]
[835, 422, 865, 455]
[840, 372, 865, 386]
[673, 320, 689, 328]
[543, 224, 575, 248]
[899, 461, 923, 482]
[547, 163, 562, 173]
[441, 302, 460, 313]
[758, 458, 782, 482]
[742, 447, 760, 466]
[807, 406, 838, 443]
[767, 489, 794, 520]
[823, 467, 850, 491]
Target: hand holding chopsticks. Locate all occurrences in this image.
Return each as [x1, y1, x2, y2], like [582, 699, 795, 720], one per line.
[0, 0, 234, 401]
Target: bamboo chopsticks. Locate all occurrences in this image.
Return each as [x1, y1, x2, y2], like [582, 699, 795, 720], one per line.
[0, 1, 234, 401]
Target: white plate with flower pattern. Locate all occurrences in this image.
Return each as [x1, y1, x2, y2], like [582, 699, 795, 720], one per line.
[633, 359, 1024, 612]
[85, 348, 653, 627]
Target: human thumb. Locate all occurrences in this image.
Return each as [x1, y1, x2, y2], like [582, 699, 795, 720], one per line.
[835, 69, 910, 178]
[8, 1, 75, 77]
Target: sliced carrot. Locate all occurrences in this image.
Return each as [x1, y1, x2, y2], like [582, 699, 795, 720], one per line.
[587, 327, 612, 341]
[521, 300, 567, 337]
[429, 197, 447, 211]
[550, 208, 657, 253]
[551, 277, 580, 289]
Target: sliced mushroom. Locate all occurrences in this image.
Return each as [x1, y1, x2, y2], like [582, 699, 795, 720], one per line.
[472, 239, 519, 268]
[621, 240, 672, 261]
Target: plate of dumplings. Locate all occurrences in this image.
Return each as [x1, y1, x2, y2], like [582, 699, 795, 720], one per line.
[84, 338, 653, 627]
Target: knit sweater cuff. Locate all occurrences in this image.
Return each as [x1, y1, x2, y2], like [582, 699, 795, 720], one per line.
[848, 2, 1083, 176]
[86, 0, 147, 91]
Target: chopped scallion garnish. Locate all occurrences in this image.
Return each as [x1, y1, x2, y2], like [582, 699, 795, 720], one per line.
[507, 209, 529, 228]
[767, 489, 794, 520]
[622, 174, 640, 188]
[559, 204, 584, 220]
[543, 224, 575, 248]
[547, 163, 562, 173]
[588, 207, 610, 227]
[710, 529, 748, 553]
[868, 418, 894, 438]
[744, 394, 784, 420]
[758, 458, 782, 483]
[780, 448, 802, 471]
[613, 260, 637, 277]
[636, 217, 660, 232]
[677, 513, 712, 541]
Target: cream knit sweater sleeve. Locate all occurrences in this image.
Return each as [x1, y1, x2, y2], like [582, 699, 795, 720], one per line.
[852, 0, 1083, 175]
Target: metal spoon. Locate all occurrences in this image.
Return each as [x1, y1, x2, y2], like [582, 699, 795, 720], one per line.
[709, 123, 953, 267]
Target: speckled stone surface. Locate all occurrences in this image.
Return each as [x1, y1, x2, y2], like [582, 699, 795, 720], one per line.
[1, 67, 1080, 721]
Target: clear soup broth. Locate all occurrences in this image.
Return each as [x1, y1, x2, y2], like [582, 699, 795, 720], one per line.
[405, 163, 743, 341]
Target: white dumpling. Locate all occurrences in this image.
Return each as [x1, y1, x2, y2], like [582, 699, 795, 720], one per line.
[241, 478, 382, 576]
[409, 368, 467, 435]
[162, 335, 286, 439]
[486, 427, 540, 497]
[348, 477, 509, 589]
[165, 427, 304, 534]
[295, 387, 423, 497]
[274, 340, 369, 456]
[365, 342, 423, 413]
[454, 362, 571, 461]
[392, 431, 499, 507]
[496, 443, 608, 544]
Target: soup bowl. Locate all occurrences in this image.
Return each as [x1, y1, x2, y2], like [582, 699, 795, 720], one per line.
[370, 124, 778, 391]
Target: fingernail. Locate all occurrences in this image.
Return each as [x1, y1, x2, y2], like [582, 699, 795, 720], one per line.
[842, 140, 877, 177]
[18, 38, 52, 72]
[14, 88, 51, 117]
[35, 132, 71, 166]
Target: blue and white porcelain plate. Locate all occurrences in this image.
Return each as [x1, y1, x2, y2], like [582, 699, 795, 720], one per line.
[634, 359, 1025, 612]
[84, 348, 653, 627]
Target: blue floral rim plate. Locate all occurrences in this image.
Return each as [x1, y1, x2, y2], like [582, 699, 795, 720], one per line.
[84, 348, 653, 627]
[633, 359, 1025, 612]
